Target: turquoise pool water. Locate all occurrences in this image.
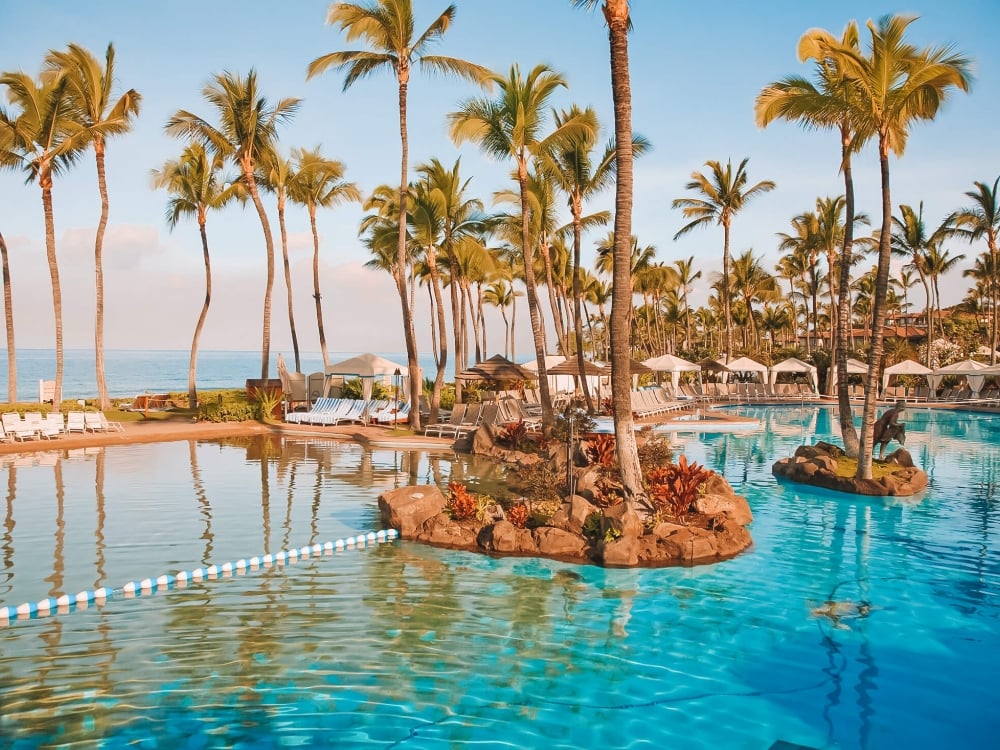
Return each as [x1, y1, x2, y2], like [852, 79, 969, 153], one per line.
[0, 408, 996, 748]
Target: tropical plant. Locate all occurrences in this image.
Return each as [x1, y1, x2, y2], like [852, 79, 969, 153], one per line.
[449, 62, 592, 433]
[308, 0, 492, 432]
[286, 146, 362, 369]
[819, 14, 971, 479]
[45, 43, 141, 410]
[945, 177, 1000, 362]
[151, 143, 241, 408]
[0, 65, 91, 405]
[166, 69, 300, 380]
[672, 157, 775, 360]
[645, 455, 713, 520]
[446, 481, 477, 521]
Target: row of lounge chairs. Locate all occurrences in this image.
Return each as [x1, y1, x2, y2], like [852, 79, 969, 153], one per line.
[424, 398, 542, 439]
[0, 411, 123, 442]
[631, 388, 689, 418]
[284, 398, 410, 427]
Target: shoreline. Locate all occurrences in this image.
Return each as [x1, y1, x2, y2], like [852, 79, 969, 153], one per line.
[0, 419, 457, 457]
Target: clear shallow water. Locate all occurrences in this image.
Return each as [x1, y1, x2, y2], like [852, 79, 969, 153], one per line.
[0, 406, 997, 748]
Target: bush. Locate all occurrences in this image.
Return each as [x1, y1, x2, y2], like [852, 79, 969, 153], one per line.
[646, 455, 713, 519]
[198, 390, 256, 422]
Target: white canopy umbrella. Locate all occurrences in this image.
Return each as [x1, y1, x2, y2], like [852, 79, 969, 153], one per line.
[881, 359, 932, 395]
[725, 356, 769, 382]
[325, 353, 408, 401]
[768, 356, 818, 392]
[828, 357, 869, 390]
[642, 353, 701, 390]
[930, 358, 989, 396]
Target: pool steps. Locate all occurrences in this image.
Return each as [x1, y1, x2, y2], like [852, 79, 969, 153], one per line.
[0, 528, 398, 626]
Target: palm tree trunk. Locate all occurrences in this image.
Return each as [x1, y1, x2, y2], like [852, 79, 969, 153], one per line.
[188, 216, 213, 409]
[244, 168, 276, 381]
[309, 207, 330, 369]
[0, 230, 15, 403]
[540, 241, 568, 356]
[572, 210, 595, 412]
[606, 4, 647, 510]
[93, 141, 111, 410]
[40, 174, 63, 405]
[277, 196, 301, 372]
[835, 131, 859, 456]
[722, 218, 733, 359]
[446, 247, 464, 401]
[518, 159, 554, 430]
[856, 145, 894, 480]
[426, 247, 448, 425]
[396, 80, 422, 430]
[918, 272, 931, 367]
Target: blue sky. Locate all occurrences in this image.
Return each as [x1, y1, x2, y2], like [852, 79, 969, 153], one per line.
[2, 0, 997, 356]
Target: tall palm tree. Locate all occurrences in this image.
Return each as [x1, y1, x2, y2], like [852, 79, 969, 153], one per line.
[166, 70, 300, 380]
[483, 280, 516, 359]
[151, 143, 241, 408]
[0, 228, 13, 402]
[673, 256, 701, 350]
[756, 21, 870, 455]
[257, 148, 302, 372]
[0, 121, 18, 401]
[449, 62, 592, 432]
[823, 15, 971, 479]
[286, 146, 361, 370]
[572, 0, 648, 507]
[891, 202, 936, 365]
[777, 212, 821, 353]
[731, 249, 779, 351]
[923, 244, 965, 342]
[0, 67, 90, 405]
[945, 177, 1000, 362]
[308, 0, 492, 431]
[46, 43, 141, 410]
[672, 158, 775, 360]
[415, 157, 489, 399]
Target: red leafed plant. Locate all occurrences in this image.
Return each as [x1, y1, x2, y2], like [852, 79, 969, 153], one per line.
[447, 481, 477, 521]
[585, 434, 617, 468]
[507, 502, 529, 528]
[646, 455, 714, 519]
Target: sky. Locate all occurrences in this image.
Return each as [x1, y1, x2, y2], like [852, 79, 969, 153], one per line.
[1, 0, 998, 358]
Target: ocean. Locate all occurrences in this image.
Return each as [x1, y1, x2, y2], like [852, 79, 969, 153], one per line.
[0, 349, 442, 402]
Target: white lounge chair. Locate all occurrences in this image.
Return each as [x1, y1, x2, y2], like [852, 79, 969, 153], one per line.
[66, 411, 87, 434]
[1, 412, 36, 441]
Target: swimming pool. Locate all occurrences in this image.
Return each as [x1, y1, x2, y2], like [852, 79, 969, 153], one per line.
[0, 408, 996, 748]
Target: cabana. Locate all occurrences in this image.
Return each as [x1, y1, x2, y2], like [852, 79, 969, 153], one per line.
[725, 356, 769, 383]
[520, 355, 584, 394]
[768, 357, 818, 393]
[324, 353, 408, 401]
[643, 353, 701, 391]
[930, 359, 989, 397]
[880, 359, 932, 397]
[828, 357, 869, 390]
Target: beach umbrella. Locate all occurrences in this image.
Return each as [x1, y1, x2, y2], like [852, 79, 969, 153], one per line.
[325, 352, 408, 401]
[276, 353, 290, 392]
[643, 353, 700, 390]
[456, 354, 534, 382]
[549, 358, 606, 376]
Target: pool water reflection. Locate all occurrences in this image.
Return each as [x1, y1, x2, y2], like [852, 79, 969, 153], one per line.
[0, 407, 997, 748]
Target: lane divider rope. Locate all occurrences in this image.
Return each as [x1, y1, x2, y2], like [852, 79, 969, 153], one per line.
[0, 528, 399, 627]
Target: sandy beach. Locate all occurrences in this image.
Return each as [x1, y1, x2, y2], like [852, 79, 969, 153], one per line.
[0, 418, 457, 457]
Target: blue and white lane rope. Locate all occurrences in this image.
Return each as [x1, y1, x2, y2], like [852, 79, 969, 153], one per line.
[0, 528, 398, 626]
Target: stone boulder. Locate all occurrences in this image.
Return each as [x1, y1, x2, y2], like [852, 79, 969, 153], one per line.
[773, 442, 928, 497]
[692, 493, 754, 526]
[378, 485, 446, 537]
[549, 495, 598, 535]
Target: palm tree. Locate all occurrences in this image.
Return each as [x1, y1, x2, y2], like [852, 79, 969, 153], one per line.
[731, 249, 779, 351]
[945, 177, 1000, 362]
[924, 244, 965, 342]
[257, 148, 302, 372]
[286, 146, 361, 370]
[673, 256, 701, 350]
[891, 203, 936, 365]
[483, 281, 516, 359]
[0, 118, 19, 401]
[0, 67, 90, 405]
[823, 15, 971, 479]
[572, 0, 648, 508]
[166, 70, 300, 380]
[756, 21, 871, 455]
[0, 228, 13, 402]
[777, 212, 820, 353]
[46, 43, 141, 410]
[151, 143, 241, 408]
[449, 62, 592, 432]
[672, 158, 775, 360]
[308, 0, 492, 431]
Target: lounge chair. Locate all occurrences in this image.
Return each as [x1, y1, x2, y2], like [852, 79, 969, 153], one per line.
[92, 411, 124, 432]
[39, 412, 65, 439]
[66, 411, 87, 433]
[2, 412, 36, 441]
[424, 403, 467, 438]
[373, 401, 410, 425]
